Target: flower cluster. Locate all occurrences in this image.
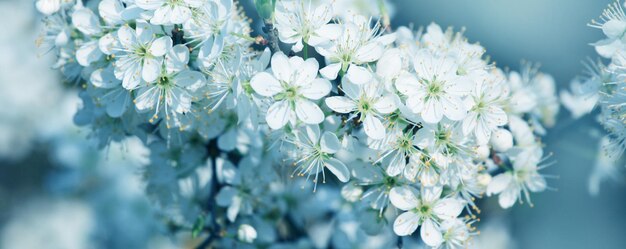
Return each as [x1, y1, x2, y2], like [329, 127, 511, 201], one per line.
[562, 1, 626, 194]
[37, 0, 558, 247]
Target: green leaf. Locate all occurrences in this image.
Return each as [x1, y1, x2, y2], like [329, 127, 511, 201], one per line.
[254, 0, 275, 20]
[191, 215, 205, 238]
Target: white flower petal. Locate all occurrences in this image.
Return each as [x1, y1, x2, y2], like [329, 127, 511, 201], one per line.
[76, 41, 102, 67]
[376, 48, 402, 79]
[387, 153, 407, 177]
[441, 95, 467, 121]
[393, 212, 420, 236]
[150, 5, 172, 25]
[389, 186, 419, 210]
[135, 0, 165, 10]
[421, 219, 443, 247]
[355, 42, 383, 63]
[166, 44, 190, 74]
[486, 173, 513, 196]
[134, 86, 160, 111]
[498, 186, 519, 209]
[121, 62, 142, 89]
[250, 72, 281, 97]
[173, 70, 204, 87]
[295, 99, 325, 124]
[421, 186, 442, 204]
[300, 78, 331, 100]
[266, 100, 291, 129]
[421, 98, 443, 123]
[320, 132, 341, 153]
[170, 5, 192, 24]
[325, 96, 356, 113]
[271, 52, 292, 82]
[142, 57, 163, 83]
[117, 25, 137, 49]
[98, 33, 118, 55]
[99, 0, 124, 25]
[526, 173, 547, 192]
[433, 198, 463, 220]
[602, 20, 626, 38]
[395, 72, 420, 96]
[149, 36, 172, 57]
[373, 94, 397, 114]
[320, 63, 342, 80]
[363, 115, 385, 140]
[72, 8, 102, 36]
[104, 89, 130, 118]
[346, 65, 372, 85]
[295, 58, 319, 85]
[325, 158, 350, 182]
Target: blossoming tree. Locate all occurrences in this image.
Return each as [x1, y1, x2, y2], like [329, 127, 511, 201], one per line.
[36, 0, 559, 247]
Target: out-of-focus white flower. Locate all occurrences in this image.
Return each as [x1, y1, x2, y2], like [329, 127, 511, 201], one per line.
[486, 149, 547, 208]
[238, 224, 258, 243]
[588, 137, 621, 195]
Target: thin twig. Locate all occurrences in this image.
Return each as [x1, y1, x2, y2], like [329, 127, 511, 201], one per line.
[263, 20, 282, 53]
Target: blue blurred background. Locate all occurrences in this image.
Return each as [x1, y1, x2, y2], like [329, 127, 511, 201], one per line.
[1, 0, 625, 248]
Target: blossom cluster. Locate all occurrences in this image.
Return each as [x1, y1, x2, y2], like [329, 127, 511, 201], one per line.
[561, 1, 626, 193]
[36, 0, 558, 247]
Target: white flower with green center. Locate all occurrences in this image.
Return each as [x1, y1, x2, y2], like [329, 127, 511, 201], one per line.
[114, 21, 172, 89]
[290, 125, 349, 191]
[462, 79, 508, 145]
[316, 15, 394, 84]
[250, 52, 331, 129]
[396, 50, 472, 123]
[377, 131, 420, 177]
[486, 148, 547, 209]
[325, 78, 396, 139]
[274, 0, 340, 52]
[390, 186, 464, 247]
[134, 44, 205, 128]
[135, 0, 204, 25]
[438, 218, 471, 249]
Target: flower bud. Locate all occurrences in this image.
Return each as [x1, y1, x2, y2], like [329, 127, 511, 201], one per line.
[474, 145, 490, 160]
[490, 129, 513, 152]
[237, 224, 257, 243]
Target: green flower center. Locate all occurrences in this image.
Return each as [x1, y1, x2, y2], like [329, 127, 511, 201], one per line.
[383, 176, 397, 188]
[285, 86, 298, 100]
[358, 98, 371, 114]
[427, 80, 443, 96]
[157, 75, 173, 89]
